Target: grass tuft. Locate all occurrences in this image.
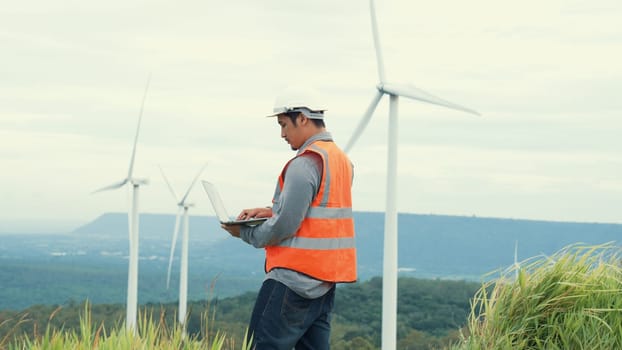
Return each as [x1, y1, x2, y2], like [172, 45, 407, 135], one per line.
[453, 243, 622, 350]
[3, 301, 249, 350]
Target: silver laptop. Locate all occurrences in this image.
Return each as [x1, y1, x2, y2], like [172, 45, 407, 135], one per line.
[201, 180, 268, 226]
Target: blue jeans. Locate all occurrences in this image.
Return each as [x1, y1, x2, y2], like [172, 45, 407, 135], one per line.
[247, 279, 336, 350]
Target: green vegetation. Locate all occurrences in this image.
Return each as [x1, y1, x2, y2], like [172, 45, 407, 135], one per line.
[5, 244, 622, 349]
[1, 302, 249, 350]
[453, 243, 622, 350]
[0, 259, 264, 310]
[1, 277, 480, 349]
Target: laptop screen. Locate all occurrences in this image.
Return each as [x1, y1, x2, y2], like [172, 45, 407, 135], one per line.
[201, 180, 231, 223]
[201, 180, 268, 226]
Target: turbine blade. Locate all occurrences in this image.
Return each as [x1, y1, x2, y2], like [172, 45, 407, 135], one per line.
[382, 83, 480, 116]
[127, 74, 152, 180]
[166, 208, 183, 289]
[344, 90, 384, 153]
[159, 165, 179, 202]
[91, 178, 128, 194]
[369, 0, 386, 83]
[180, 163, 208, 205]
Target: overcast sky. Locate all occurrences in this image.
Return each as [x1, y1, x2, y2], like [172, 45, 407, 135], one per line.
[1, 0, 621, 232]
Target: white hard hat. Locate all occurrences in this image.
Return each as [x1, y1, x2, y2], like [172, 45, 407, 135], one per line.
[267, 87, 326, 119]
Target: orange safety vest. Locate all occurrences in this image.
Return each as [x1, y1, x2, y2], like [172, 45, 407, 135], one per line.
[265, 140, 357, 283]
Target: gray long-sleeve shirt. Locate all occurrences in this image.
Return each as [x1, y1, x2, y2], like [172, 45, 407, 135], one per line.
[240, 131, 340, 298]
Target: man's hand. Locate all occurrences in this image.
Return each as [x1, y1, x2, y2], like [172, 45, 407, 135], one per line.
[222, 207, 271, 239]
[236, 207, 272, 220]
[221, 223, 242, 238]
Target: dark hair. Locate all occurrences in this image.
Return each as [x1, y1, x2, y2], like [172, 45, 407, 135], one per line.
[285, 112, 326, 128]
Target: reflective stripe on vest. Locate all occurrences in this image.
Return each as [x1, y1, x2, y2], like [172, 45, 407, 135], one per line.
[265, 140, 357, 283]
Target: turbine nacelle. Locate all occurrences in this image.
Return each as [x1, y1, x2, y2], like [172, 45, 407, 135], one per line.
[131, 178, 149, 186]
[376, 83, 387, 93]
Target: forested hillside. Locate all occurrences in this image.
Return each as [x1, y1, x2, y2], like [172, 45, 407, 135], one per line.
[0, 277, 481, 349]
[2, 211, 620, 311]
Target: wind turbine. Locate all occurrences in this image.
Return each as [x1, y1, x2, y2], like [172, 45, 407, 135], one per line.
[343, 1, 480, 349]
[92, 76, 151, 331]
[161, 163, 207, 327]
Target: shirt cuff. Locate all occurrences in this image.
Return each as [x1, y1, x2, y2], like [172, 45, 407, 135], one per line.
[239, 225, 252, 244]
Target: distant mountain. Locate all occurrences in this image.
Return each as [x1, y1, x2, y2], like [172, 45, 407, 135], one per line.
[74, 211, 622, 279]
[356, 212, 622, 279]
[73, 212, 224, 243]
[1, 211, 620, 310]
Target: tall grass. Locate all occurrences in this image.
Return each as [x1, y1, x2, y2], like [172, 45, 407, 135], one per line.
[3, 302, 250, 350]
[454, 243, 622, 350]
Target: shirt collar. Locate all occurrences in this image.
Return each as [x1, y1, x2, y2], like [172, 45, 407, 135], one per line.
[297, 131, 333, 155]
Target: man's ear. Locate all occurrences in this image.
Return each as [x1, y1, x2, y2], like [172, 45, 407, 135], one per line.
[297, 114, 309, 125]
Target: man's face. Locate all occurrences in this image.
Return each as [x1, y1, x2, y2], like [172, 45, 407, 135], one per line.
[277, 114, 304, 150]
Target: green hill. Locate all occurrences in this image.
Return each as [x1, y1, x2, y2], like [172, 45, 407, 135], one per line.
[1, 211, 620, 310]
[0, 277, 481, 349]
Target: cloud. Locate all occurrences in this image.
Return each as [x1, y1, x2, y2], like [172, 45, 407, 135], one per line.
[1, 0, 621, 230]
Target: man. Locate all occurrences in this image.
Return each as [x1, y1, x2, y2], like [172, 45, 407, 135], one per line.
[221, 91, 357, 349]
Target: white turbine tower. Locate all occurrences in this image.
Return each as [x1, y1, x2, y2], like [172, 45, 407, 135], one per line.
[93, 76, 151, 331]
[343, 2, 480, 349]
[161, 164, 207, 327]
